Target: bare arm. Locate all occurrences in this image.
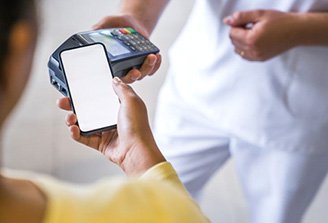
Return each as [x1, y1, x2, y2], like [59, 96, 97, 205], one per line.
[294, 12, 328, 46]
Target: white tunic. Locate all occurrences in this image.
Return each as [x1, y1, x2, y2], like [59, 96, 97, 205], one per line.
[165, 0, 328, 154]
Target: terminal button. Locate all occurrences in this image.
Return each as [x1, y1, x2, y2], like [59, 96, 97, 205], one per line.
[127, 27, 137, 34]
[119, 28, 129, 34]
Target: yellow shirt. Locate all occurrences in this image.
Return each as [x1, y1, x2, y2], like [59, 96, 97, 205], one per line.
[6, 162, 209, 223]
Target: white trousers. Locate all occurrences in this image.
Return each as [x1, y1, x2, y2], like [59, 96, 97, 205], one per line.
[154, 85, 328, 223]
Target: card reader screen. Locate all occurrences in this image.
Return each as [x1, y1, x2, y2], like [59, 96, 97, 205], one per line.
[88, 32, 130, 57]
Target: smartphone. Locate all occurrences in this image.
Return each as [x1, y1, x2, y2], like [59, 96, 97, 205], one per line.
[60, 43, 120, 135]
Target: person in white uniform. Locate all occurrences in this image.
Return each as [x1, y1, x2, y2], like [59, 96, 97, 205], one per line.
[94, 0, 328, 222]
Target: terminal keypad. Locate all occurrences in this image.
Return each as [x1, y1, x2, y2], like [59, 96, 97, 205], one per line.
[111, 28, 158, 53]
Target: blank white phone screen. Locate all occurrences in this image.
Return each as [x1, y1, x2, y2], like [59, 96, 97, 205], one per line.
[60, 44, 119, 133]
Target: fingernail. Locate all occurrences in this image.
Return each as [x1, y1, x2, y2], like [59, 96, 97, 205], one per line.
[92, 22, 101, 29]
[131, 73, 141, 81]
[224, 16, 233, 24]
[113, 77, 122, 84]
[148, 57, 156, 66]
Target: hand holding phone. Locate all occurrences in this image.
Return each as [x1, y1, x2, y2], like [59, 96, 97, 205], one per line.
[57, 78, 166, 176]
[60, 43, 119, 135]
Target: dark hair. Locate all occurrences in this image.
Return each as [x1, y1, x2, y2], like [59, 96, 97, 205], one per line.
[0, 0, 35, 84]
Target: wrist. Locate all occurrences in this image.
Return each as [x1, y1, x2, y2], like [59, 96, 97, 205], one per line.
[288, 12, 328, 46]
[120, 141, 166, 177]
[278, 12, 304, 49]
[289, 12, 311, 46]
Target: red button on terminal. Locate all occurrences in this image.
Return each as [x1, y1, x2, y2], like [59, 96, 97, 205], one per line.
[119, 28, 129, 34]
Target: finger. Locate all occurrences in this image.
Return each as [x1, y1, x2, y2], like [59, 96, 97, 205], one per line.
[230, 27, 248, 44]
[234, 48, 256, 61]
[65, 113, 77, 126]
[57, 97, 71, 111]
[70, 125, 81, 140]
[223, 15, 233, 25]
[112, 77, 138, 103]
[234, 48, 245, 56]
[92, 17, 108, 30]
[230, 36, 248, 52]
[69, 125, 93, 147]
[138, 54, 157, 78]
[69, 125, 101, 149]
[92, 22, 103, 30]
[148, 54, 162, 76]
[120, 69, 142, 84]
[120, 54, 159, 83]
[224, 10, 263, 27]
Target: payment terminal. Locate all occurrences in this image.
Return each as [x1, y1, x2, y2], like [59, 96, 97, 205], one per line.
[48, 27, 159, 96]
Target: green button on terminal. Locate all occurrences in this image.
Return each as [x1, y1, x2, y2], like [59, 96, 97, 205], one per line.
[127, 27, 137, 34]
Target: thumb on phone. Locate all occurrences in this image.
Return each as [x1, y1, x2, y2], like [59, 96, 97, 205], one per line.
[112, 77, 132, 102]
